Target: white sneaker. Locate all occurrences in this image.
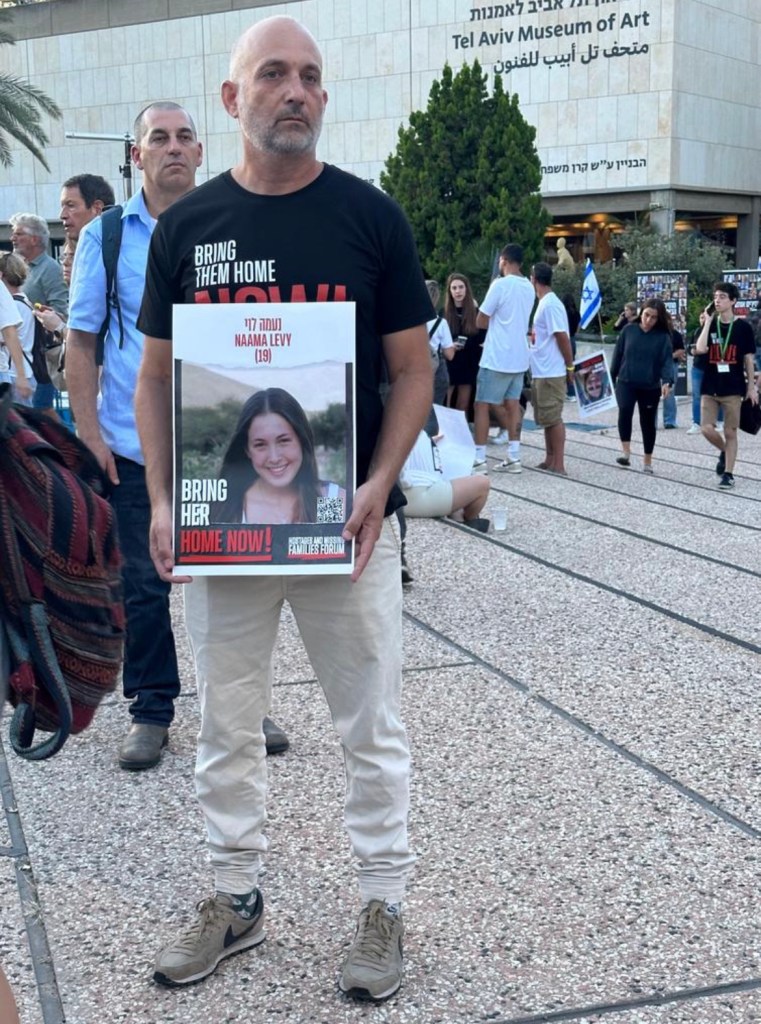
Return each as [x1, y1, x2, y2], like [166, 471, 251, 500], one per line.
[686, 423, 701, 435]
[473, 456, 487, 469]
[493, 458, 522, 474]
[492, 431, 509, 445]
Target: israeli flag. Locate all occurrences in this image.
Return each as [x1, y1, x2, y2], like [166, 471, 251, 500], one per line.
[579, 258, 602, 329]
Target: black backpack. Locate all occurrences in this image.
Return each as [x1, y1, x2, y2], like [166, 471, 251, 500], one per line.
[0, 385, 124, 759]
[12, 294, 56, 386]
[96, 204, 124, 365]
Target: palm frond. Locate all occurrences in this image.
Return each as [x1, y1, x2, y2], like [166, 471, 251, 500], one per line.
[0, 73, 61, 118]
[0, 68, 60, 170]
[0, 131, 12, 168]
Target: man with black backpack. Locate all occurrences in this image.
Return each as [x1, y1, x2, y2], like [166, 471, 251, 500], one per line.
[66, 102, 204, 771]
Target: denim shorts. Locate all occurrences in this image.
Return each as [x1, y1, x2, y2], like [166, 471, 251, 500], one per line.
[476, 367, 525, 404]
[32, 381, 56, 409]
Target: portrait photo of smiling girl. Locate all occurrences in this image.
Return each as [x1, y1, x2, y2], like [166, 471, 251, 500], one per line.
[211, 387, 346, 525]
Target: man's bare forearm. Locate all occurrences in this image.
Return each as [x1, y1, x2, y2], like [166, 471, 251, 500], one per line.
[368, 363, 432, 494]
[745, 354, 758, 395]
[695, 316, 712, 354]
[556, 332, 573, 367]
[66, 329, 103, 446]
[1, 326, 29, 386]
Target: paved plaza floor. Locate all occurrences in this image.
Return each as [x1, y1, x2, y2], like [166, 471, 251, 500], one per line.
[2, 398, 761, 1024]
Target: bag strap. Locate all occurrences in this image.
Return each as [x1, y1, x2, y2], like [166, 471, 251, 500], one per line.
[428, 316, 443, 339]
[0, 387, 73, 759]
[96, 204, 124, 364]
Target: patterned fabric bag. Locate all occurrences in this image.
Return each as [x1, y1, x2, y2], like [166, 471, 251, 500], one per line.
[0, 384, 124, 760]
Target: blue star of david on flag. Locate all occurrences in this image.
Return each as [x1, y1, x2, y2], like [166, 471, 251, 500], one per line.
[579, 258, 601, 329]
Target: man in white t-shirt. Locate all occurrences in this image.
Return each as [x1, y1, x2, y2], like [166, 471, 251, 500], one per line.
[473, 243, 535, 472]
[528, 262, 573, 475]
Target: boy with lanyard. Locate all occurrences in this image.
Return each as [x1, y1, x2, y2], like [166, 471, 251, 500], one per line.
[695, 282, 758, 489]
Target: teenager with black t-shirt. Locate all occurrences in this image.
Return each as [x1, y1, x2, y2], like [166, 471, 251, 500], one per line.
[695, 282, 758, 489]
[610, 298, 674, 474]
[134, 16, 432, 1004]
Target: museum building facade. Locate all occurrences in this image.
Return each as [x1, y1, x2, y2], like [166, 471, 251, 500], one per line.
[1, 0, 760, 264]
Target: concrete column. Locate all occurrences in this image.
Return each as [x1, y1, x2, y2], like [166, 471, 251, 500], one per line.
[736, 196, 761, 268]
[649, 190, 677, 236]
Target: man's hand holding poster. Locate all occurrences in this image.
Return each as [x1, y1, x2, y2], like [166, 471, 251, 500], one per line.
[173, 303, 356, 575]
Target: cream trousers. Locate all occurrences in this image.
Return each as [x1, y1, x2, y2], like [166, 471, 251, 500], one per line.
[184, 519, 414, 903]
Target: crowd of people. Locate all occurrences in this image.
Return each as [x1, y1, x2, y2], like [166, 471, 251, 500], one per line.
[1, 15, 761, 1017]
[417, 248, 578, 481]
[610, 284, 759, 485]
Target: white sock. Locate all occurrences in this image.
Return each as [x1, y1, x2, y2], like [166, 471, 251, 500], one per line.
[508, 441, 520, 461]
[475, 445, 486, 460]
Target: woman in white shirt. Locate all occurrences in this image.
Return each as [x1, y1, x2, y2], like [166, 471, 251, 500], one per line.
[0, 252, 34, 404]
[400, 430, 491, 531]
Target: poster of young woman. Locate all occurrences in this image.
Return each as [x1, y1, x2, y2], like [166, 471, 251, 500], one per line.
[172, 302, 355, 575]
[573, 349, 617, 417]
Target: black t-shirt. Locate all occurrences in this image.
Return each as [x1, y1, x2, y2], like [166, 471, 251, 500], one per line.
[701, 316, 756, 397]
[138, 165, 432, 515]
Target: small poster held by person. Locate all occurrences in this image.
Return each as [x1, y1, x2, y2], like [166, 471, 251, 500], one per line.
[573, 349, 617, 417]
[173, 303, 355, 575]
[429, 404, 475, 479]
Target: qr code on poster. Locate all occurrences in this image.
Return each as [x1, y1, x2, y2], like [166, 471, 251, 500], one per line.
[317, 497, 345, 523]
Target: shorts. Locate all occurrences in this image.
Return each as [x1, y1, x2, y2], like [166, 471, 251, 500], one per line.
[701, 394, 741, 431]
[475, 367, 525, 404]
[531, 376, 566, 427]
[402, 480, 454, 518]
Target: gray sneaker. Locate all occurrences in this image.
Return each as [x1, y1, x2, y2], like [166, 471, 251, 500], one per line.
[493, 458, 522, 474]
[339, 901, 404, 1002]
[153, 891, 265, 987]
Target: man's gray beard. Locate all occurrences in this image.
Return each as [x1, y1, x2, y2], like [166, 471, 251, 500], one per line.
[242, 112, 323, 155]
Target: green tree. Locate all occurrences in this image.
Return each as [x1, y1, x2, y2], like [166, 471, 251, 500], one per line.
[381, 61, 548, 283]
[309, 403, 347, 450]
[551, 261, 633, 333]
[618, 225, 730, 300]
[551, 227, 731, 333]
[0, 7, 61, 171]
[475, 76, 548, 263]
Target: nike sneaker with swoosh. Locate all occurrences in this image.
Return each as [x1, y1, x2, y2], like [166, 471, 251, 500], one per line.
[339, 901, 404, 1001]
[153, 890, 265, 986]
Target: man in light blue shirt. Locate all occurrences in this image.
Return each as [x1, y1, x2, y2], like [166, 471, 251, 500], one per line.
[67, 101, 204, 771]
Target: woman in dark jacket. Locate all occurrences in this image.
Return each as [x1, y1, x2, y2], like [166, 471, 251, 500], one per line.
[611, 298, 674, 474]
